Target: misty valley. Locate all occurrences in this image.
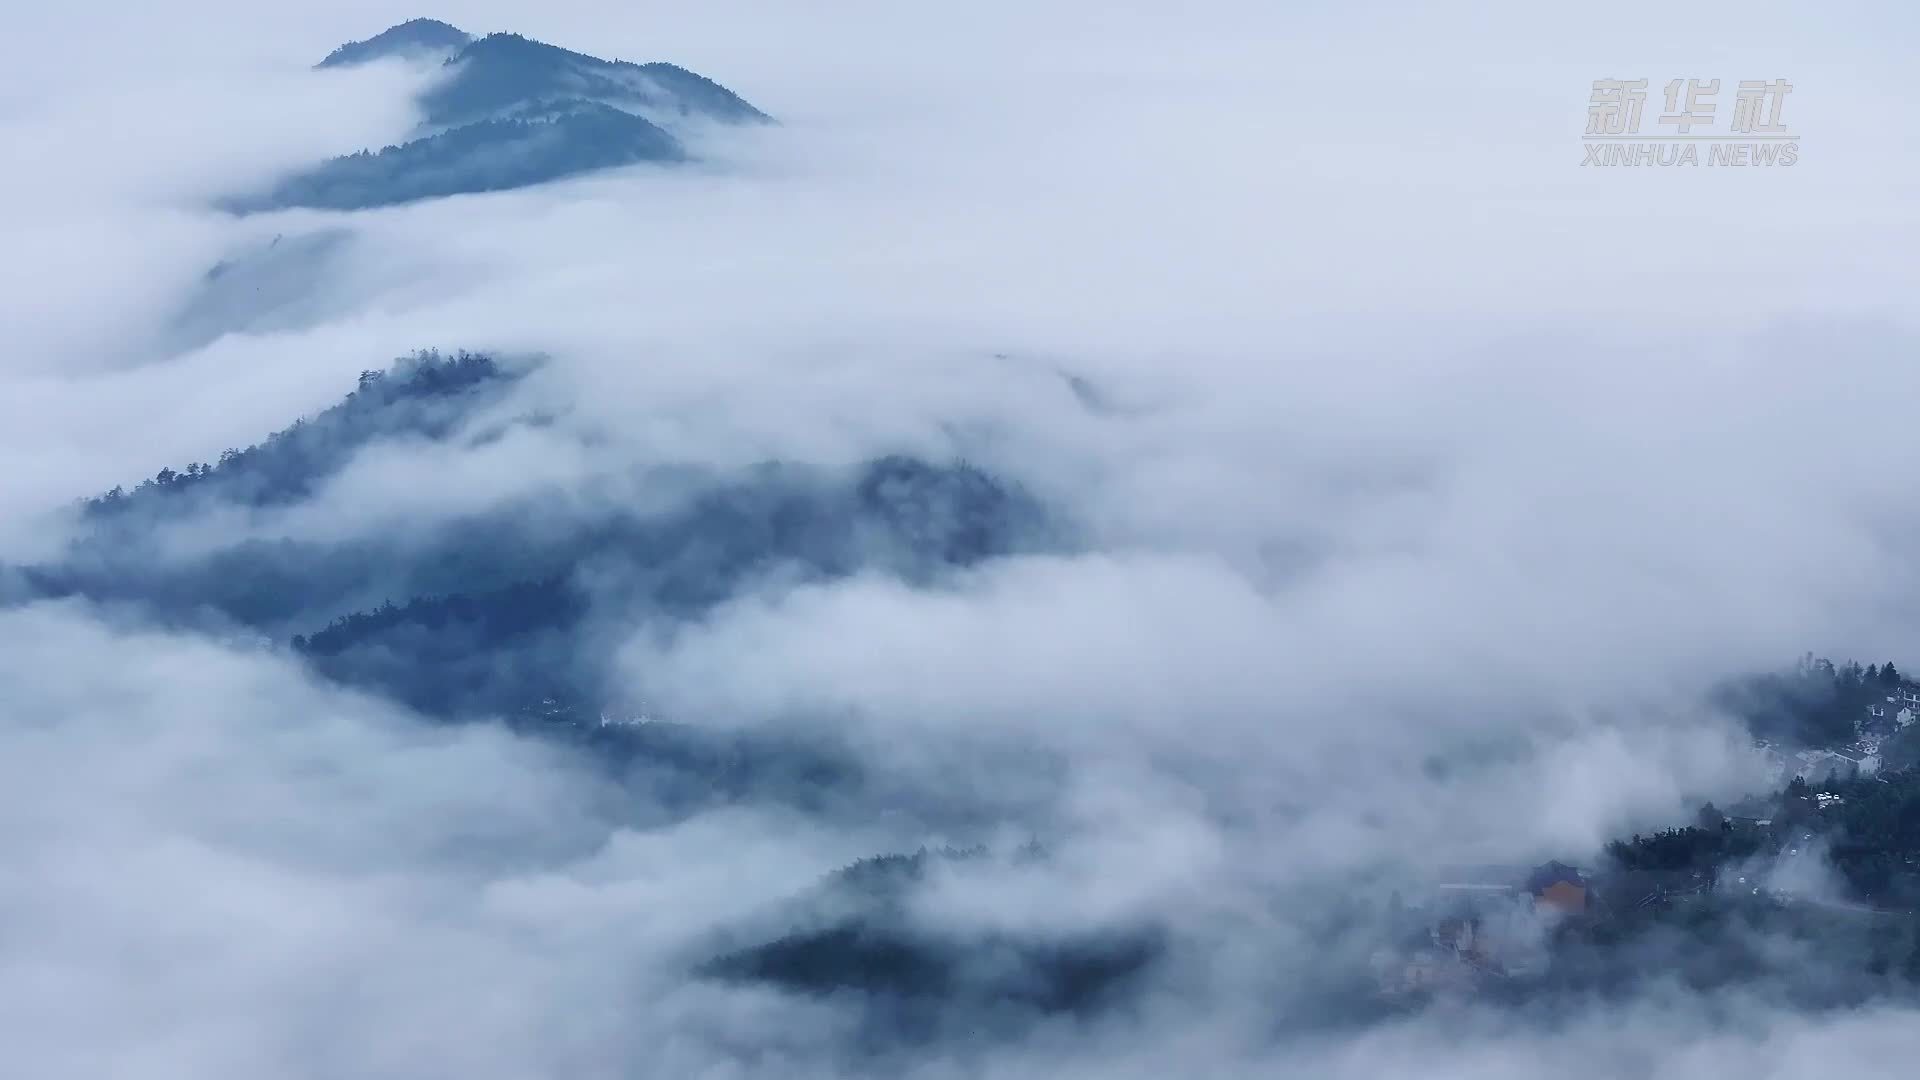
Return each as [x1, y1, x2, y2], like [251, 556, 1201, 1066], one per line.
[5, 8, 1916, 1079]
[18, 342, 1920, 1040]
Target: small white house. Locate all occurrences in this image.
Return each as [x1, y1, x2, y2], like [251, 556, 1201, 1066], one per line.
[1836, 749, 1881, 776]
[1794, 749, 1876, 782]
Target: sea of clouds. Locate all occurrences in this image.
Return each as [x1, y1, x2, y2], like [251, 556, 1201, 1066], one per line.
[4, 1, 1920, 1076]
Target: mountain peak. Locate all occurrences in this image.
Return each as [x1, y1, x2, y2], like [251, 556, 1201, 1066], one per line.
[422, 29, 770, 127]
[462, 31, 572, 54]
[245, 22, 769, 212]
[317, 18, 473, 69]
[444, 31, 625, 76]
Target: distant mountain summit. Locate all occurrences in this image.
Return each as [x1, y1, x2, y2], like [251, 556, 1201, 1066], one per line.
[420, 31, 769, 127]
[233, 20, 770, 212]
[316, 18, 472, 68]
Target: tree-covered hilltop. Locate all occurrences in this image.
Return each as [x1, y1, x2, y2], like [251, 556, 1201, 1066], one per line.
[418, 31, 771, 129]
[234, 23, 772, 213]
[80, 350, 512, 517]
[315, 17, 472, 68]
[313, 18, 770, 127]
[700, 844, 1164, 1035]
[1718, 654, 1907, 749]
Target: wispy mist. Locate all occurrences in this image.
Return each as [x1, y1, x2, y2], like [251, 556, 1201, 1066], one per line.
[4, 1, 1920, 1076]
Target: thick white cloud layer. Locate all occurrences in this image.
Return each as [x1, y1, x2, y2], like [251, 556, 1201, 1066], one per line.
[4, 1, 1920, 1076]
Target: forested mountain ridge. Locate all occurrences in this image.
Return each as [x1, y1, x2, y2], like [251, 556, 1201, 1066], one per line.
[82, 349, 512, 517]
[236, 21, 770, 212]
[19, 351, 1055, 725]
[230, 103, 685, 213]
[274, 449, 1045, 718]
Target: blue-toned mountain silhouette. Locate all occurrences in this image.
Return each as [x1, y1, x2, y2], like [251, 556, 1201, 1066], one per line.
[22, 351, 1052, 721]
[417, 29, 769, 128]
[316, 17, 472, 68]
[700, 845, 1165, 1039]
[235, 20, 770, 212]
[9, 349, 1053, 819]
[233, 101, 685, 212]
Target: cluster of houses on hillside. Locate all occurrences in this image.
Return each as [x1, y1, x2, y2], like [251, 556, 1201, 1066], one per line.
[1757, 742, 1880, 786]
[1754, 682, 1920, 786]
[1862, 683, 1920, 738]
[1374, 670, 1920, 1001]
